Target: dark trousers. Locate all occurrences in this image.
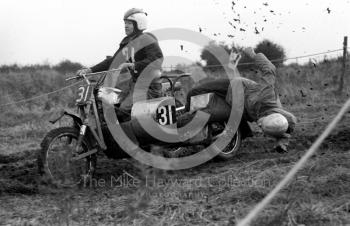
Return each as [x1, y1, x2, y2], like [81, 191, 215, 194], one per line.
[183, 78, 253, 138]
[185, 79, 230, 111]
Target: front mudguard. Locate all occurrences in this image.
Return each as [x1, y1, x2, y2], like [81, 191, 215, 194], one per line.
[49, 110, 83, 130]
[48, 110, 96, 148]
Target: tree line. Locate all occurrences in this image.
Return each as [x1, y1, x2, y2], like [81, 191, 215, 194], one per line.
[200, 39, 286, 71]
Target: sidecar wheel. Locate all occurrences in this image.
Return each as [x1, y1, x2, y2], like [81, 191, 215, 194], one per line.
[38, 127, 97, 187]
[216, 128, 242, 160]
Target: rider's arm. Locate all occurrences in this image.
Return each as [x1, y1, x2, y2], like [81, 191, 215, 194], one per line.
[90, 55, 115, 73]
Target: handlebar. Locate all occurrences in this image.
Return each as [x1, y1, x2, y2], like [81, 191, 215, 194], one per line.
[65, 76, 81, 81]
[159, 73, 191, 96]
[101, 87, 123, 93]
[159, 73, 191, 80]
[65, 68, 123, 82]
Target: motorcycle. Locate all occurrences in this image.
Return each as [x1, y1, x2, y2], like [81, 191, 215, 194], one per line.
[37, 67, 251, 186]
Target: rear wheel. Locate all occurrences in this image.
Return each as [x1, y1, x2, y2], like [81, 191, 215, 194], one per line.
[216, 127, 242, 160]
[38, 127, 97, 187]
[209, 123, 242, 160]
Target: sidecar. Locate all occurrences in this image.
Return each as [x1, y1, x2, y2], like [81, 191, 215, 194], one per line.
[101, 73, 251, 160]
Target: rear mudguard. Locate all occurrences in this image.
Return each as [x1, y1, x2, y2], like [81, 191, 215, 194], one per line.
[239, 119, 253, 139]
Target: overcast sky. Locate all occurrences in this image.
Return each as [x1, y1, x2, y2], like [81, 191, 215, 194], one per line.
[1, 0, 349, 67]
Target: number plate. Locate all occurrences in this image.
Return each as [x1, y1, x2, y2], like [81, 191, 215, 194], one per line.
[76, 85, 92, 104]
[156, 105, 176, 125]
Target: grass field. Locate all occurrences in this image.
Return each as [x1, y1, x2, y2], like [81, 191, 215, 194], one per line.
[0, 60, 350, 225]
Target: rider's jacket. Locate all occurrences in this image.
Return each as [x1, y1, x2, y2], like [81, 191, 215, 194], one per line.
[90, 31, 163, 82]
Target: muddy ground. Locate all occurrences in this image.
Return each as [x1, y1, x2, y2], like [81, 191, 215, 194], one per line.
[1, 106, 350, 225]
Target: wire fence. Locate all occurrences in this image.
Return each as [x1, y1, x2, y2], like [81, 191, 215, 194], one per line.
[0, 81, 82, 108]
[163, 48, 348, 69]
[0, 47, 348, 108]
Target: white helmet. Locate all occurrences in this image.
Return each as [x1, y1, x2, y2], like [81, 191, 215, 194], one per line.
[124, 8, 148, 31]
[258, 113, 288, 137]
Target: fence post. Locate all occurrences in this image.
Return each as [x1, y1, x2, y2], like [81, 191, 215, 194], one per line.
[338, 36, 348, 93]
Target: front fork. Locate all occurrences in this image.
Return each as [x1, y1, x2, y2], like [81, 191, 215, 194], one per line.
[71, 102, 104, 161]
[74, 104, 89, 155]
[75, 124, 87, 154]
[75, 122, 95, 183]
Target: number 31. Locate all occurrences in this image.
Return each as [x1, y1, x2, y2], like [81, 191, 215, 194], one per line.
[157, 105, 175, 125]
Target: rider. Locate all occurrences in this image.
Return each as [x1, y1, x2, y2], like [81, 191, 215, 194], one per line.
[76, 8, 164, 120]
[182, 47, 297, 153]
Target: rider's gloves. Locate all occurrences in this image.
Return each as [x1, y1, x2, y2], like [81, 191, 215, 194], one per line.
[117, 62, 136, 72]
[228, 50, 241, 71]
[98, 87, 121, 105]
[242, 47, 256, 59]
[76, 68, 92, 77]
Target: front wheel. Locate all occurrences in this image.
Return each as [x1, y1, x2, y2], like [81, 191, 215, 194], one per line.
[37, 127, 97, 187]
